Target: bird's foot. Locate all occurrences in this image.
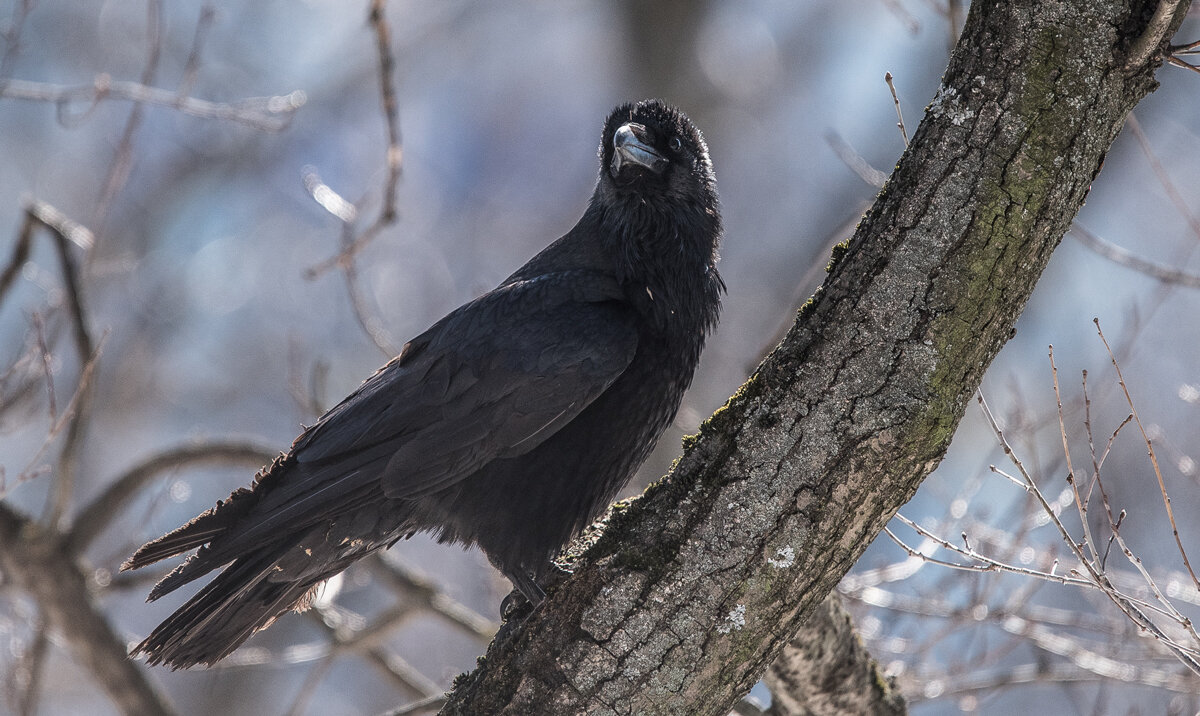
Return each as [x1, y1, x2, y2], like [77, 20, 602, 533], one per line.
[500, 590, 534, 622]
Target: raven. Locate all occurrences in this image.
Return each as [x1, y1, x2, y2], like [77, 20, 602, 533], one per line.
[124, 99, 723, 669]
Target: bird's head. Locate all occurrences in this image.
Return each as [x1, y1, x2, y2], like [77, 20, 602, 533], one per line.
[598, 99, 717, 210]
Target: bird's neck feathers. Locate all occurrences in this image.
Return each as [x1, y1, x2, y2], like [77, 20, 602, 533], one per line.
[586, 191, 723, 337]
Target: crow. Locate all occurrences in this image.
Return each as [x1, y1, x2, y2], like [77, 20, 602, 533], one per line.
[123, 99, 723, 669]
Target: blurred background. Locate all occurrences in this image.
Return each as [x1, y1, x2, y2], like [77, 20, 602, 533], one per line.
[1, 1, 1199, 714]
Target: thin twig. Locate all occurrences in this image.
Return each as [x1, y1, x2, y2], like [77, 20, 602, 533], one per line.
[92, 0, 164, 237]
[0, 0, 32, 91]
[371, 553, 498, 641]
[370, 0, 403, 224]
[1, 201, 95, 351]
[30, 312, 56, 422]
[0, 76, 305, 131]
[65, 440, 276, 554]
[1126, 115, 1200, 242]
[298, 2, 407, 358]
[1101, 510, 1125, 570]
[824, 131, 889, 188]
[0, 503, 176, 716]
[878, 0, 920, 35]
[1094, 318, 1200, 593]
[888, 518, 1094, 589]
[1050, 346, 1100, 567]
[945, 0, 964, 51]
[1081, 369, 1099, 504]
[1098, 414, 1133, 475]
[17, 616, 48, 716]
[305, 0, 404, 278]
[301, 168, 358, 226]
[1166, 55, 1200, 74]
[284, 655, 336, 716]
[1170, 39, 1200, 54]
[844, 583, 1120, 635]
[884, 72, 909, 146]
[1080, 368, 1127, 573]
[988, 387, 1200, 671]
[0, 212, 34, 303]
[21, 201, 98, 528]
[1072, 224, 1200, 289]
[304, 602, 441, 699]
[977, 392, 1195, 652]
[1070, 349, 1200, 656]
[7, 331, 105, 501]
[177, 6, 216, 101]
[344, 251, 400, 356]
[9, 201, 96, 359]
[286, 339, 329, 419]
[376, 694, 447, 716]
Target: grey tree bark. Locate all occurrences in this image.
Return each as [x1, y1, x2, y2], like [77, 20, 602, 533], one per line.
[440, 1, 1191, 714]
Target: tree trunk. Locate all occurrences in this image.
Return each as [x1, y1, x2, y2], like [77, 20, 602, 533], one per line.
[440, 1, 1190, 713]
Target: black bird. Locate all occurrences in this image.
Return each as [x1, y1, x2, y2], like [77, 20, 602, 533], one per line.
[123, 99, 723, 669]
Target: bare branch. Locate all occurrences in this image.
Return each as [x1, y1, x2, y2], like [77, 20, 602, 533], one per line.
[177, 5, 216, 100]
[14, 616, 48, 716]
[377, 694, 446, 716]
[0, 200, 101, 529]
[305, 0, 404, 275]
[0, 76, 305, 131]
[65, 440, 277, 554]
[0, 0, 32, 89]
[824, 132, 889, 188]
[0, 503, 175, 716]
[299, 0, 406, 358]
[1124, 0, 1189, 70]
[1126, 114, 1200, 241]
[1095, 319, 1200, 593]
[1072, 224, 1200, 289]
[976, 391, 1200, 673]
[370, 553, 499, 642]
[1050, 346, 1101, 568]
[91, 0, 165, 237]
[5, 331, 106, 503]
[370, 0, 403, 225]
[884, 72, 909, 146]
[29, 312, 55, 423]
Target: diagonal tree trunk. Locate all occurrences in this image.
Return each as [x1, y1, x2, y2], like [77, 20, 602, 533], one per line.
[440, 1, 1191, 713]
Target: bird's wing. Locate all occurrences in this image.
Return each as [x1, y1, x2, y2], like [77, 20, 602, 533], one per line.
[288, 269, 637, 500]
[128, 270, 636, 590]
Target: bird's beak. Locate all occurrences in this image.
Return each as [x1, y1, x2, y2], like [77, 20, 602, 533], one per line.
[611, 123, 668, 177]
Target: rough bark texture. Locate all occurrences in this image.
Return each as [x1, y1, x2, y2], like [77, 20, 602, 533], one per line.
[765, 594, 905, 716]
[440, 1, 1189, 714]
[0, 503, 175, 716]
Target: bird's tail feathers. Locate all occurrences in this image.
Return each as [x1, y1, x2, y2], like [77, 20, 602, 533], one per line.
[121, 454, 291, 575]
[130, 550, 319, 670]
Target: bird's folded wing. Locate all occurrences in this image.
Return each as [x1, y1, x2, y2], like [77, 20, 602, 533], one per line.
[288, 269, 637, 500]
[128, 271, 636, 590]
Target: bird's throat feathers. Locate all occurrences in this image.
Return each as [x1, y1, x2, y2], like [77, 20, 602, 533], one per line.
[589, 193, 723, 336]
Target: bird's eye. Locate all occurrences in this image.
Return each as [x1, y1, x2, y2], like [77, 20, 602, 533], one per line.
[668, 136, 683, 153]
